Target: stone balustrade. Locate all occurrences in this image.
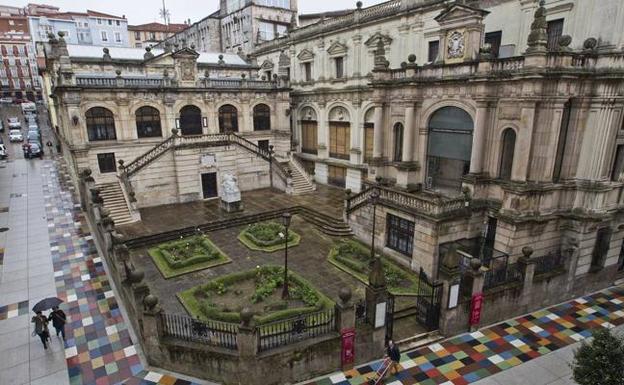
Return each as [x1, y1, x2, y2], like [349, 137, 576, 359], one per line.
[74, 75, 276, 89]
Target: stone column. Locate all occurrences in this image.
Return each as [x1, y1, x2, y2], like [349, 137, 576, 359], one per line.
[518, 246, 536, 312]
[402, 102, 415, 162]
[317, 103, 328, 159]
[237, 308, 258, 380]
[465, 260, 485, 332]
[514, 102, 537, 181]
[142, 295, 165, 365]
[372, 104, 384, 159]
[365, 258, 389, 351]
[564, 237, 580, 293]
[577, 101, 621, 180]
[335, 288, 356, 370]
[469, 101, 488, 174]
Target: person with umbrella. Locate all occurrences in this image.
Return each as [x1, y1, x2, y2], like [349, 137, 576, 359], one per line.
[48, 306, 66, 340]
[31, 311, 50, 349]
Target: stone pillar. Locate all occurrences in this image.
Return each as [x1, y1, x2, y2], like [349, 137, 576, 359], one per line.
[465, 260, 485, 332]
[372, 104, 384, 159]
[237, 308, 258, 380]
[335, 288, 356, 370]
[437, 246, 462, 336]
[365, 258, 389, 351]
[142, 295, 165, 365]
[564, 237, 580, 293]
[577, 102, 621, 180]
[402, 103, 414, 162]
[518, 246, 536, 311]
[317, 103, 328, 159]
[514, 102, 537, 181]
[469, 101, 488, 174]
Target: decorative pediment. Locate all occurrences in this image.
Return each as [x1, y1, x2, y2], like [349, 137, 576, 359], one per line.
[171, 46, 200, 59]
[364, 32, 393, 48]
[260, 59, 274, 70]
[296, 48, 315, 62]
[327, 41, 348, 56]
[434, 3, 489, 24]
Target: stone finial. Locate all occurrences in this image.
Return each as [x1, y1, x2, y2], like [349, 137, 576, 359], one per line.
[127, 268, 144, 284]
[103, 47, 112, 61]
[522, 246, 534, 258]
[240, 307, 253, 326]
[338, 287, 352, 304]
[190, 44, 195, 50]
[373, 39, 389, 70]
[57, 31, 65, 39]
[144, 46, 154, 60]
[356, 1, 362, 9]
[526, 0, 548, 54]
[218, 54, 225, 65]
[143, 294, 159, 310]
[558, 35, 572, 51]
[171, 128, 179, 136]
[369, 257, 386, 288]
[204, 69, 210, 78]
[583, 37, 598, 51]
[115, 69, 122, 77]
[469, 257, 482, 272]
[407, 54, 417, 63]
[241, 73, 246, 79]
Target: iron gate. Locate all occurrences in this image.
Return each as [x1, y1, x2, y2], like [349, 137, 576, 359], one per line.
[385, 293, 395, 343]
[416, 268, 443, 331]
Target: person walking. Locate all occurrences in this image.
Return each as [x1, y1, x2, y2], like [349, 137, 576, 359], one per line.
[31, 311, 50, 349]
[48, 306, 66, 339]
[386, 340, 401, 376]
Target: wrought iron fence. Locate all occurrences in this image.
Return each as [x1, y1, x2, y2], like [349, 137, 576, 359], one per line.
[160, 313, 238, 350]
[483, 263, 523, 290]
[533, 252, 565, 276]
[355, 299, 368, 325]
[257, 309, 335, 352]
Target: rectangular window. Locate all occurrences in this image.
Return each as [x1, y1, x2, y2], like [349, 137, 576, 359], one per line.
[276, 24, 287, 37]
[484, 31, 502, 58]
[364, 123, 374, 162]
[335, 56, 344, 79]
[116, 20, 120, 26]
[329, 122, 350, 160]
[303, 62, 312, 82]
[258, 21, 275, 41]
[386, 214, 415, 256]
[84, 22, 88, 27]
[134, 31, 141, 40]
[258, 139, 270, 153]
[591, 227, 612, 271]
[301, 120, 318, 154]
[612, 145, 624, 181]
[97, 153, 117, 173]
[115, 32, 121, 42]
[108, 19, 112, 25]
[149, 32, 156, 40]
[328, 165, 346, 188]
[98, 19, 102, 25]
[547, 19, 564, 51]
[101, 31, 108, 41]
[428, 40, 439, 63]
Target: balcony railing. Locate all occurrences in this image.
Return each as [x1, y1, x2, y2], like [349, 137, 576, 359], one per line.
[533, 252, 565, 276]
[74, 76, 276, 90]
[257, 309, 335, 352]
[160, 313, 238, 350]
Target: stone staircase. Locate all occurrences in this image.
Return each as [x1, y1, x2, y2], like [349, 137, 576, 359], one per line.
[98, 182, 135, 226]
[287, 161, 315, 195]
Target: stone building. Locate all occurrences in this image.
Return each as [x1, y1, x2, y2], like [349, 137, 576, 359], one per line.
[128, 22, 188, 48]
[156, 0, 298, 54]
[250, 0, 624, 289]
[42, 36, 311, 225]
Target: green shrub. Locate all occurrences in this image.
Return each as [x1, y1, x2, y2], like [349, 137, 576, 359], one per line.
[244, 221, 295, 247]
[157, 236, 221, 268]
[572, 328, 624, 385]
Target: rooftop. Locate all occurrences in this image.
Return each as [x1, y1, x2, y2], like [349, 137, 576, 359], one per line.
[128, 22, 188, 33]
[86, 9, 126, 20]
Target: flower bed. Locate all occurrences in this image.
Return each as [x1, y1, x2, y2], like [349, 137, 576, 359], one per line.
[178, 265, 333, 324]
[147, 234, 231, 278]
[328, 239, 420, 295]
[238, 221, 301, 252]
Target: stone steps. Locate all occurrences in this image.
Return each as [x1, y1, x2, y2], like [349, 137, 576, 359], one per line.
[97, 182, 135, 226]
[287, 161, 315, 195]
[396, 331, 442, 352]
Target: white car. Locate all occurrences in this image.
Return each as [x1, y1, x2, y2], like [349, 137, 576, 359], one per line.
[9, 129, 23, 142]
[7, 117, 20, 129]
[0, 143, 6, 159]
[0, 97, 12, 104]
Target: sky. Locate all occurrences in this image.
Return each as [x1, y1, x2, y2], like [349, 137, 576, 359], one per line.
[4, 0, 374, 25]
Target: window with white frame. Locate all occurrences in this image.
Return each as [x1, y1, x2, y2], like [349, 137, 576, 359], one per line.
[24, 80, 31, 88]
[115, 32, 121, 42]
[258, 21, 274, 41]
[276, 24, 287, 37]
[10, 68, 17, 77]
[256, 0, 290, 8]
[101, 31, 108, 41]
[116, 20, 120, 26]
[108, 19, 112, 25]
[98, 19, 102, 24]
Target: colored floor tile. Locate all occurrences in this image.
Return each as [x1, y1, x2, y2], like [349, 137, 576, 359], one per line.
[0, 299, 29, 320]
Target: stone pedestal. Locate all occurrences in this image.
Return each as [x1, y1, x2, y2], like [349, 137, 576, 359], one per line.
[220, 199, 243, 212]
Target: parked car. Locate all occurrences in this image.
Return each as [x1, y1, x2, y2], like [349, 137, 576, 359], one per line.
[21, 102, 36, 114]
[0, 143, 7, 159]
[0, 97, 12, 104]
[27, 130, 41, 141]
[0, 121, 4, 132]
[9, 129, 23, 142]
[7, 117, 20, 129]
[27, 123, 39, 132]
[23, 142, 42, 159]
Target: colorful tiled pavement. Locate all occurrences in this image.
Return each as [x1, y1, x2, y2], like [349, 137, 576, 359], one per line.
[309, 286, 624, 385]
[41, 159, 201, 385]
[0, 299, 29, 320]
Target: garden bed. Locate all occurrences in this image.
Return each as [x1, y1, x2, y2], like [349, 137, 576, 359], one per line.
[178, 265, 333, 324]
[238, 221, 301, 252]
[147, 234, 231, 278]
[328, 239, 420, 295]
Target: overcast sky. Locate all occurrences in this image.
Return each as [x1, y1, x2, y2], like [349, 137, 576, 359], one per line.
[4, 0, 371, 25]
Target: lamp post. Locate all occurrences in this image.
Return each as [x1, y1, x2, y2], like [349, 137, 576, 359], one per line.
[369, 189, 380, 261]
[281, 212, 292, 299]
[269, 144, 275, 189]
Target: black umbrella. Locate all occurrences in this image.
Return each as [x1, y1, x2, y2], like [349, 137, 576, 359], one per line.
[32, 297, 63, 312]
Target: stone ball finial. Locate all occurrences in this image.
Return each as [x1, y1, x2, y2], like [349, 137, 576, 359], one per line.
[469, 257, 482, 271]
[338, 287, 352, 304]
[103, 47, 110, 54]
[356, 1, 362, 8]
[583, 37, 598, 50]
[400, 61, 407, 69]
[191, 44, 195, 49]
[171, 128, 179, 136]
[558, 35, 572, 48]
[408, 54, 416, 63]
[117, 159, 125, 166]
[163, 69, 169, 77]
[143, 294, 159, 310]
[127, 268, 144, 284]
[57, 31, 65, 38]
[218, 54, 224, 60]
[145, 46, 151, 52]
[272, 73, 278, 79]
[522, 246, 534, 258]
[241, 73, 246, 79]
[240, 307, 253, 326]
[115, 69, 122, 76]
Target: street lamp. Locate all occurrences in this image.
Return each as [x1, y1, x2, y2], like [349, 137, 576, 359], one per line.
[268, 144, 275, 189]
[281, 212, 292, 299]
[368, 189, 380, 261]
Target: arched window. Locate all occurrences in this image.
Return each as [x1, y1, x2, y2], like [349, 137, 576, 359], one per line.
[179, 105, 202, 135]
[393, 122, 404, 162]
[300, 106, 318, 154]
[86, 107, 116, 141]
[253, 104, 271, 131]
[219, 104, 238, 133]
[135, 106, 162, 138]
[426, 106, 473, 193]
[499, 128, 516, 180]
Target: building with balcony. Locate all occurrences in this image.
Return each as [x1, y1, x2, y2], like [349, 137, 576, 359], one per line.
[128, 22, 188, 48]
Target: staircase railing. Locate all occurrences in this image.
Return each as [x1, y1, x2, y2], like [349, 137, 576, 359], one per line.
[346, 185, 469, 218]
[124, 135, 177, 177]
[289, 153, 315, 190]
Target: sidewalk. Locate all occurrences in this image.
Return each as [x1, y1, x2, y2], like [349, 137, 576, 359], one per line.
[306, 286, 624, 385]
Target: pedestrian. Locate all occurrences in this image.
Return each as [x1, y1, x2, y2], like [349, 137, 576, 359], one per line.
[386, 340, 401, 376]
[48, 306, 66, 339]
[31, 311, 50, 349]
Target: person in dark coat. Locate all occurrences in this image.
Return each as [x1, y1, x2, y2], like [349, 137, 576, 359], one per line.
[31, 311, 50, 349]
[48, 306, 66, 339]
[386, 340, 401, 376]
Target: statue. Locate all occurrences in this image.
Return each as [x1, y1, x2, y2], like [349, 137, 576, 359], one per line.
[220, 173, 243, 212]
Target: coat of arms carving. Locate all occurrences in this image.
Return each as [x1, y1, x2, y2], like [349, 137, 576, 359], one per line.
[447, 31, 465, 59]
[181, 60, 195, 81]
